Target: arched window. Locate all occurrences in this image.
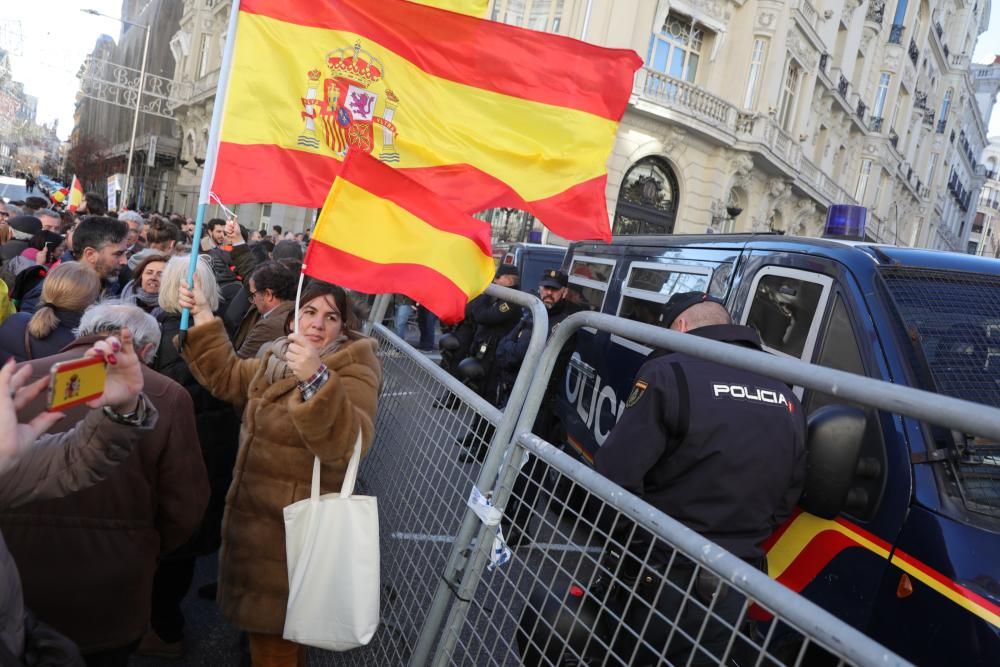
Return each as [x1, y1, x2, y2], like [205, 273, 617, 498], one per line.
[613, 157, 679, 235]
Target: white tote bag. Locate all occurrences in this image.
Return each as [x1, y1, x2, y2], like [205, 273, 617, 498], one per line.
[282, 431, 380, 650]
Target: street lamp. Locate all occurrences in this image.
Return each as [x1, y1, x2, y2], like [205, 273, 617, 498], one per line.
[82, 8, 150, 210]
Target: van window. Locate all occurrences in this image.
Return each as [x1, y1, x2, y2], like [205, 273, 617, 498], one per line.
[805, 295, 867, 412]
[618, 264, 712, 326]
[744, 268, 832, 359]
[568, 256, 616, 311]
[880, 266, 1000, 518]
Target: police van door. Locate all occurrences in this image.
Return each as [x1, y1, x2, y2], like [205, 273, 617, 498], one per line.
[737, 257, 899, 635]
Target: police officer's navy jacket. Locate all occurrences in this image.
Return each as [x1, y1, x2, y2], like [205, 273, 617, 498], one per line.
[595, 324, 806, 560]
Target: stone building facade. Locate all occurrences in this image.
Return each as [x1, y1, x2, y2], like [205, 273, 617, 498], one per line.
[490, 0, 1000, 251]
[167, 0, 314, 232]
[971, 137, 1000, 256]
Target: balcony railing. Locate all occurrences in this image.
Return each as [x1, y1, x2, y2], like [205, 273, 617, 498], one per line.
[889, 129, 899, 149]
[935, 21, 943, 38]
[943, 44, 950, 60]
[908, 38, 919, 66]
[937, 118, 947, 134]
[914, 90, 927, 109]
[951, 53, 971, 68]
[856, 100, 867, 121]
[889, 23, 905, 44]
[866, 0, 885, 25]
[641, 70, 732, 125]
[922, 108, 935, 128]
[869, 116, 884, 132]
[819, 53, 830, 73]
[838, 74, 850, 98]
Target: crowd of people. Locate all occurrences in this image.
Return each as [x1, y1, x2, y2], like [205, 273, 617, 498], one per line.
[0, 191, 381, 667]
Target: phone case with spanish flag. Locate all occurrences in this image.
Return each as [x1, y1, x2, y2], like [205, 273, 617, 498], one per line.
[47, 357, 107, 412]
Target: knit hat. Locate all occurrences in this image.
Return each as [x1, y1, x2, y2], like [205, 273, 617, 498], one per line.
[8, 215, 42, 240]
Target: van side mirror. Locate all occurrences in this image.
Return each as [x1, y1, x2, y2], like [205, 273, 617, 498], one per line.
[800, 405, 867, 519]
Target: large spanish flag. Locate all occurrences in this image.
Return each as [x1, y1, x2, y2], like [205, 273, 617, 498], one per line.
[211, 0, 641, 242]
[418, 0, 487, 17]
[304, 150, 495, 324]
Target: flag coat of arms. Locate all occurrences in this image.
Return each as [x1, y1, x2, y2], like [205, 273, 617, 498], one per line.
[211, 0, 641, 242]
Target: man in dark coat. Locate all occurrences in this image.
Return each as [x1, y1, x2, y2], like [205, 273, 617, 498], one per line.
[0, 303, 208, 666]
[20, 217, 128, 314]
[495, 268, 584, 540]
[455, 265, 523, 462]
[595, 292, 806, 665]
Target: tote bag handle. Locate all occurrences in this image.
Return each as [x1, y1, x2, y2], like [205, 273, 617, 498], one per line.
[310, 429, 363, 502]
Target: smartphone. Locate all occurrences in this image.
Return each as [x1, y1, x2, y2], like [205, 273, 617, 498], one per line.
[44, 240, 59, 256]
[47, 357, 107, 411]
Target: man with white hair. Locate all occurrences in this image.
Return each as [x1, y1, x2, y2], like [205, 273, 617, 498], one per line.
[0, 302, 208, 665]
[118, 210, 146, 259]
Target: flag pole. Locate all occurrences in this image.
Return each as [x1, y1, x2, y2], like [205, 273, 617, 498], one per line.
[180, 0, 242, 339]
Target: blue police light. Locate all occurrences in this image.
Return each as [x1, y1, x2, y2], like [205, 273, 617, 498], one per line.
[824, 205, 867, 239]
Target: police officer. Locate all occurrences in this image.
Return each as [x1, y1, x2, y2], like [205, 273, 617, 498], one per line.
[496, 268, 584, 543]
[455, 265, 523, 461]
[594, 291, 807, 665]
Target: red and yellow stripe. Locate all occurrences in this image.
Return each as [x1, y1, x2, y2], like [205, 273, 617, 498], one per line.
[416, 0, 488, 17]
[765, 511, 1000, 629]
[213, 0, 641, 243]
[304, 151, 494, 323]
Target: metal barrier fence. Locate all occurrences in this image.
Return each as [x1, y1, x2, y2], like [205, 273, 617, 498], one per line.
[328, 286, 548, 666]
[320, 298, 1000, 666]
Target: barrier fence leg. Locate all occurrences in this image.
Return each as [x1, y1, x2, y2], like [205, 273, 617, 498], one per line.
[409, 289, 549, 666]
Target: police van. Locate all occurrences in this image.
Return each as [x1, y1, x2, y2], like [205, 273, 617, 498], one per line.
[550, 233, 1000, 665]
[495, 242, 567, 294]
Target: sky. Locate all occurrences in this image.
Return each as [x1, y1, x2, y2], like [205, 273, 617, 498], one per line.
[2, 0, 999, 142]
[2, 0, 124, 141]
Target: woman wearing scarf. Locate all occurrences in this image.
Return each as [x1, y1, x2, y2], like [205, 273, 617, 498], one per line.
[0, 262, 100, 362]
[177, 275, 380, 667]
[120, 253, 168, 313]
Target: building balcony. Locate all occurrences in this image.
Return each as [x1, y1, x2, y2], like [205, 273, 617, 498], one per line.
[922, 108, 935, 128]
[889, 129, 899, 148]
[937, 118, 947, 134]
[838, 73, 850, 98]
[856, 100, 867, 122]
[869, 116, 884, 132]
[908, 38, 919, 66]
[889, 23, 905, 44]
[640, 70, 733, 126]
[951, 54, 971, 69]
[914, 90, 927, 109]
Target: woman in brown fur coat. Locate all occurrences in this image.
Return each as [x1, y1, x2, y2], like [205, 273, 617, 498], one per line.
[178, 276, 381, 667]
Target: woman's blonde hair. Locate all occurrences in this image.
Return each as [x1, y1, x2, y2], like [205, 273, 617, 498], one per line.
[28, 262, 101, 338]
[158, 254, 220, 314]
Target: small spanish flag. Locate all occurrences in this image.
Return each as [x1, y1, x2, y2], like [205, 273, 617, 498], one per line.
[50, 187, 69, 205]
[67, 176, 84, 213]
[303, 150, 494, 324]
